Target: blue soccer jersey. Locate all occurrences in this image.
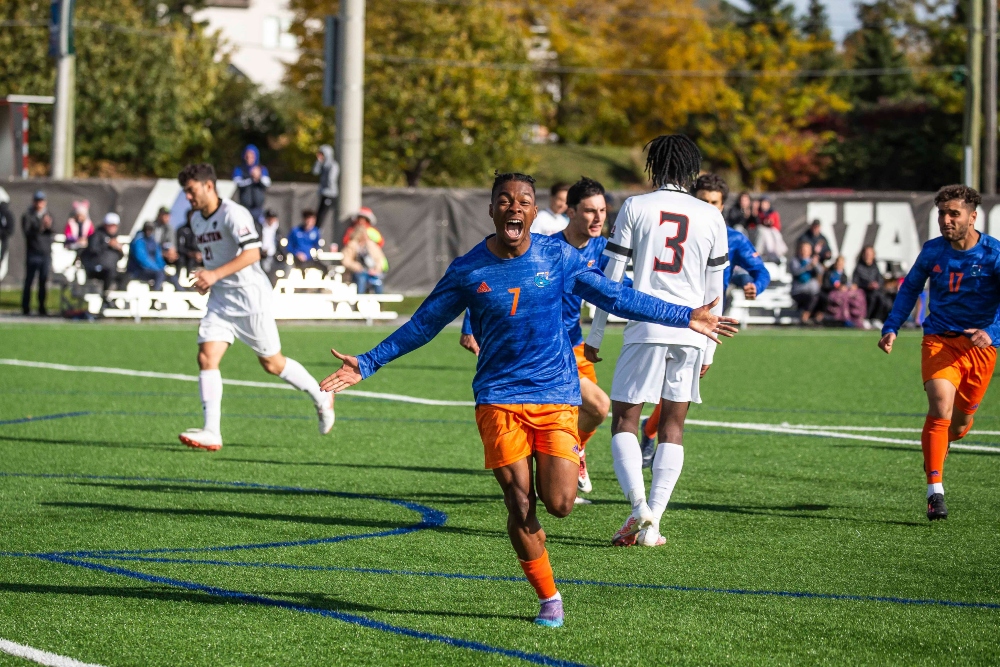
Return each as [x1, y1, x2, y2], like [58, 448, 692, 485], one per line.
[357, 234, 693, 405]
[883, 234, 1000, 344]
[725, 227, 771, 294]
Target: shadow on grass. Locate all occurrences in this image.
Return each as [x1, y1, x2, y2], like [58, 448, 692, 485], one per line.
[69, 481, 347, 498]
[40, 501, 407, 531]
[667, 502, 923, 527]
[216, 458, 490, 477]
[0, 434, 280, 451]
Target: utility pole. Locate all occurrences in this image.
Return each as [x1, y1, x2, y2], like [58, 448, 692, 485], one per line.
[50, 0, 75, 179]
[335, 0, 365, 242]
[965, 0, 984, 188]
[985, 0, 998, 195]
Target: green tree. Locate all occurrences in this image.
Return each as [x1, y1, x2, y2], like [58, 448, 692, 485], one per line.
[800, 0, 841, 76]
[285, 0, 538, 187]
[850, 0, 914, 103]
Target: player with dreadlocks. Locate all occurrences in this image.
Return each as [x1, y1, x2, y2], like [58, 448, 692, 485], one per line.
[585, 134, 731, 547]
[321, 171, 738, 627]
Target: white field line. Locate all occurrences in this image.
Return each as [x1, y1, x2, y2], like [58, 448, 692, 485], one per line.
[779, 422, 1000, 436]
[3, 358, 998, 451]
[0, 638, 106, 667]
[0, 359, 475, 406]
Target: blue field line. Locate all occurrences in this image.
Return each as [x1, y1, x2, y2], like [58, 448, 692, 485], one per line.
[33, 554, 588, 667]
[95, 410, 475, 426]
[75, 555, 1000, 612]
[0, 411, 92, 426]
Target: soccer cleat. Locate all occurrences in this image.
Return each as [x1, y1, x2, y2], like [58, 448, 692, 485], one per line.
[639, 418, 656, 469]
[611, 506, 654, 546]
[317, 392, 335, 435]
[179, 428, 222, 451]
[534, 597, 564, 628]
[577, 451, 592, 493]
[927, 493, 948, 521]
[637, 526, 666, 547]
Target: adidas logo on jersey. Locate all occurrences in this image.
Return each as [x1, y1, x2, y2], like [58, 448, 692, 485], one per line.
[477, 282, 491, 293]
[933, 264, 942, 273]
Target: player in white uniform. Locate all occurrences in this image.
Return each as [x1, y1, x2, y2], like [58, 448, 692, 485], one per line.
[176, 163, 335, 451]
[584, 135, 729, 547]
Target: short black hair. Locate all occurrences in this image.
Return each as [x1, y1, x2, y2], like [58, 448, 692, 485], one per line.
[550, 182, 570, 196]
[264, 209, 278, 219]
[177, 163, 216, 187]
[935, 184, 981, 210]
[566, 177, 606, 208]
[301, 208, 317, 218]
[693, 173, 728, 200]
[491, 171, 536, 201]
[644, 134, 702, 190]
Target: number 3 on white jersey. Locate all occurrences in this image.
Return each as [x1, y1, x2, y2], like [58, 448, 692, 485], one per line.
[653, 212, 689, 274]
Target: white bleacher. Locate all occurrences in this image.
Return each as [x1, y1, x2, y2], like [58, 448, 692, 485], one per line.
[728, 260, 797, 327]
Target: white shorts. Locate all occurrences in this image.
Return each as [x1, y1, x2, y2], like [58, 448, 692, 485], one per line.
[610, 343, 703, 405]
[197, 310, 282, 358]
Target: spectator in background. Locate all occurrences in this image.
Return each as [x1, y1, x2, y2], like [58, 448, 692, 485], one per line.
[21, 191, 53, 316]
[529, 182, 570, 235]
[342, 224, 386, 294]
[821, 255, 867, 328]
[853, 245, 893, 326]
[260, 209, 283, 280]
[175, 210, 201, 278]
[340, 207, 384, 249]
[63, 200, 95, 251]
[790, 241, 822, 324]
[287, 209, 326, 274]
[313, 144, 340, 232]
[726, 191, 754, 232]
[152, 206, 179, 265]
[757, 198, 781, 231]
[0, 187, 14, 277]
[233, 145, 271, 225]
[81, 213, 124, 298]
[753, 212, 787, 263]
[127, 221, 178, 290]
[797, 219, 831, 265]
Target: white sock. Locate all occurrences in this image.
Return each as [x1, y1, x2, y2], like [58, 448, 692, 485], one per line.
[278, 357, 326, 406]
[611, 432, 647, 511]
[541, 591, 562, 603]
[199, 370, 222, 435]
[928, 482, 944, 497]
[648, 443, 684, 521]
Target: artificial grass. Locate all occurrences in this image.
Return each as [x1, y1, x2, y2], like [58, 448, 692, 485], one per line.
[0, 323, 998, 666]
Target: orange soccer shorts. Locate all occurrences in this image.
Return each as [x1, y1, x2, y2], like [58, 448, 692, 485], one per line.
[573, 343, 598, 384]
[921, 334, 997, 414]
[475, 404, 581, 469]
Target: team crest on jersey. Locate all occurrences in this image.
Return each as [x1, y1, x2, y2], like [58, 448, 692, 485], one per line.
[212, 220, 218, 229]
[587, 260, 595, 267]
[970, 264, 984, 277]
[534, 272, 552, 287]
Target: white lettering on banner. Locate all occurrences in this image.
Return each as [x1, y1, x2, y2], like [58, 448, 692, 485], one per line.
[841, 202, 873, 274]
[873, 203, 921, 272]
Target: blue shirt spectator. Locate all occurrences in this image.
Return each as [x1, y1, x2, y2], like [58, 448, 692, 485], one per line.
[287, 209, 327, 274]
[127, 222, 178, 291]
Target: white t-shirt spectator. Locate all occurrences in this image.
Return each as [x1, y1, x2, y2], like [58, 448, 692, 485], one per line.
[530, 208, 569, 236]
[261, 220, 279, 258]
[755, 225, 788, 261]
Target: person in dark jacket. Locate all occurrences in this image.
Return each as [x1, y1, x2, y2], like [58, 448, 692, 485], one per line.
[127, 221, 179, 290]
[81, 213, 124, 295]
[853, 245, 893, 324]
[175, 210, 202, 277]
[313, 144, 340, 233]
[21, 191, 54, 315]
[0, 187, 13, 282]
[725, 191, 754, 232]
[796, 219, 832, 265]
[233, 144, 271, 225]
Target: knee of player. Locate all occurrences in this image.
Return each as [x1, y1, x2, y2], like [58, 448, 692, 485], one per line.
[542, 494, 574, 519]
[197, 351, 214, 370]
[504, 489, 533, 524]
[258, 354, 284, 375]
[591, 392, 611, 420]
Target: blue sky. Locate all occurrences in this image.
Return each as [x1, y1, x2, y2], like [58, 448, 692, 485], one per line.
[727, 0, 861, 42]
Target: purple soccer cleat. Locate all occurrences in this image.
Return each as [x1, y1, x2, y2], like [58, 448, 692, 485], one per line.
[535, 597, 564, 628]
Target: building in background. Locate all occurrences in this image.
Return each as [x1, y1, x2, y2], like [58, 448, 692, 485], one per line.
[194, 0, 299, 91]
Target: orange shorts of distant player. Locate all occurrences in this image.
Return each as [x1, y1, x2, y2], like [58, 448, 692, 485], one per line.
[573, 343, 597, 384]
[475, 404, 581, 469]
[921, 334, 997, 414]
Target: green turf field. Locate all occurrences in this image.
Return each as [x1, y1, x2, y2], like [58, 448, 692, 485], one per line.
[0, 323, 998, 666]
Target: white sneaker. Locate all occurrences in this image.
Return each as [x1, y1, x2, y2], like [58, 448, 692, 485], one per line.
[577, 451, 592, 493]
[317, 392, 335, 435]
[179, 428, 222, 451]
[638, 526, 666, 547]
[611, 505, 654, 546]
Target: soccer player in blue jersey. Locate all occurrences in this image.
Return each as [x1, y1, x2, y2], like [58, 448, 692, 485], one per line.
[639, 173, 771, 460]
[321, 173, 738, 627]
[880, 184, 1000, 521]
[460, 176, 614, 494]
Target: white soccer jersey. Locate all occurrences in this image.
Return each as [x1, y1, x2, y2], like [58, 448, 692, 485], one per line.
[530, 208, 569, 236]
[191, 198, 273, 316]
[590, 185, 729, 349]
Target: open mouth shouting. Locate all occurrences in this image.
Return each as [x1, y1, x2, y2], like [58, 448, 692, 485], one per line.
[503, 217, 525, 243]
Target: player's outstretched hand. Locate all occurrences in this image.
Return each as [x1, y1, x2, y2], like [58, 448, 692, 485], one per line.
[878, 332, 895, 354]
[583, 344, 602, 363]
[689, 298, 739, 344]
[964, 329, 993, 348]
[320, 348, 362, 393]
[459, 333, 480, 356]
[743, 283, 757, 300]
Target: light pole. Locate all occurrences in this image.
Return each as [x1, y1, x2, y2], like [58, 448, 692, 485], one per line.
[50, 0, 76, 179]
[335, 0, 365, 238]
